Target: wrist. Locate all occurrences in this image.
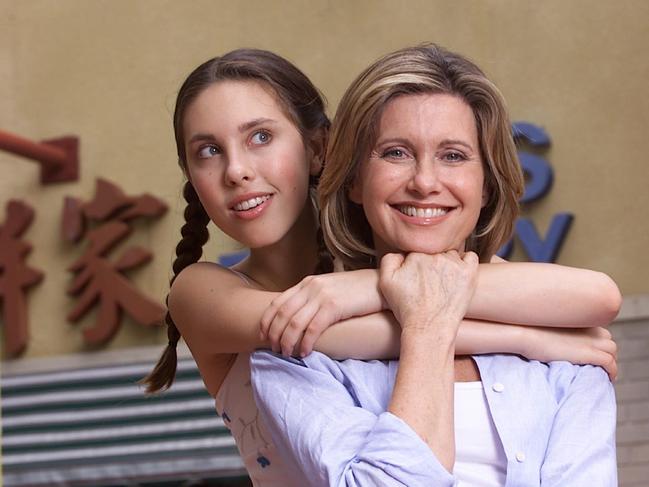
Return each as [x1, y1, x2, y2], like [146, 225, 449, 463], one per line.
[364, 269, 388, 310]
[508, 324, 531, 356]
[400, 325, 458, 354]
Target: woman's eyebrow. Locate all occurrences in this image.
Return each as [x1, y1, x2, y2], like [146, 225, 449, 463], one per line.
[374, 137, 411, 146]
[440, 139, 474, 150]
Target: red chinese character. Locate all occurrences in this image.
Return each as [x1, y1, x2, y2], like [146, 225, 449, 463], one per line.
[0, 200, 44, 357]
[63, 179, 167, 345]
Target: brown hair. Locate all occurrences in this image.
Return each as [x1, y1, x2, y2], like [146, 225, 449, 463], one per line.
[143, 49, 330, 393]
[319, 43, 524, 269]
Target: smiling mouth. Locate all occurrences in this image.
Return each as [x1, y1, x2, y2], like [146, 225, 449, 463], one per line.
[232, 195, 272, 211]
[396, 205, 451, 218]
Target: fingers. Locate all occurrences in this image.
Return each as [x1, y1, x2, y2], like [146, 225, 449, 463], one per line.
[298, 307, 339, 357]
[380, 253, 405, 275]
[597, 332, 618, 380]
[594, 349, 618, 381]
[572, 328, 618, 381]
[260, 281, 307, 339]
[462, 251, 479, 266]
[272, 300, 319, 356]
[275, 298, 341, 358]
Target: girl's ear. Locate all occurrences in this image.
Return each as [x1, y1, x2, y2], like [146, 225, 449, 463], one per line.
[310, 155, 323, 176]
[307, 128, 327, 176]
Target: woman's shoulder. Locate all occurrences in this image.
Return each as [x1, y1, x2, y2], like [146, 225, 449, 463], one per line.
[475, 354, 612, 403]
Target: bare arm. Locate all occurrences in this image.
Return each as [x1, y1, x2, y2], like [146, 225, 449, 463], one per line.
[315, 313, 617, 380]
[170, 262, 617, 379]
[261, 259, 621, 357]
[168, 262, 275, 358]
[471, 258, 621, 327]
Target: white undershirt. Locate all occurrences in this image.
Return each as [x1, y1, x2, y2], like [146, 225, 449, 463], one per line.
[454, 381, 507, 486]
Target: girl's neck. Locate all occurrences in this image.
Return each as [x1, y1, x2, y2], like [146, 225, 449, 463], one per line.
[235, 201, 319, 292]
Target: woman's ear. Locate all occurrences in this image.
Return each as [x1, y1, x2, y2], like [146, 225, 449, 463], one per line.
[481, 184, 489, 208]
[348, 176, 363, 205]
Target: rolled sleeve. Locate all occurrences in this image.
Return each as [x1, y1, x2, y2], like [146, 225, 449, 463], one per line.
[251, 351, 455, 487]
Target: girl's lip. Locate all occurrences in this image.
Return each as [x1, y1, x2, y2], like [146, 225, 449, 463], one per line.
[228, 192, 274, 209]
[231, 194, 273, 220]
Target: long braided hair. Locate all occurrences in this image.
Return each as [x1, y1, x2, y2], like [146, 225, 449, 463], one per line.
[143, 49, 331, 393]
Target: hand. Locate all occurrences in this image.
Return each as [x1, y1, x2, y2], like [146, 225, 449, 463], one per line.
[260, 270, 385, 357]
[521, 326, 618, 380]
[379, 251, 479, 337]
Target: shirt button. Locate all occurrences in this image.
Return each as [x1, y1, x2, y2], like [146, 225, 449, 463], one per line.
[516, 452, 526, 462]
[492, 382, 505, 393]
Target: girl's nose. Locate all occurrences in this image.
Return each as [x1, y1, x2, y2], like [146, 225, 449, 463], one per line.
[224, 153, 256, 186]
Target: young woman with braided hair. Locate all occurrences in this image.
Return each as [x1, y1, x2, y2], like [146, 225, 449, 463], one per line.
[143, 48, 620, 485]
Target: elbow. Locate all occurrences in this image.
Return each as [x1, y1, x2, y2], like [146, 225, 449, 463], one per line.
[594, 272, 622, 326]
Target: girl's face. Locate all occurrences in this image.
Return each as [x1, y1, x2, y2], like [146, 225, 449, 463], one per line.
[349, 93, 486, 259]
[183, 80, 320, 249]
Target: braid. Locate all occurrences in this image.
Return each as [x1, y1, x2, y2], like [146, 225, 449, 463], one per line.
[142, 182, 210, 393]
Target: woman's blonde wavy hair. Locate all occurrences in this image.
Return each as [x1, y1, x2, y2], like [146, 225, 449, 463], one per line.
[319, 44, 524, 269]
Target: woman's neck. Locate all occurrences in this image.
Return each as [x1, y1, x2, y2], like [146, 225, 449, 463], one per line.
[235, 202, 319, 292]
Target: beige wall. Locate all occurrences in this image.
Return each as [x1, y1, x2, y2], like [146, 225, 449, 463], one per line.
[1, 0, 648, 359]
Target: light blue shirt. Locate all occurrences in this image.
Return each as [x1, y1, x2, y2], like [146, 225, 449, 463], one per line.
[251, 351, 617, 486]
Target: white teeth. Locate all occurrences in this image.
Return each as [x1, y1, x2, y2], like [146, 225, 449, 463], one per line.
[234, 195, 270, 211]
[398, 205, 448, 218]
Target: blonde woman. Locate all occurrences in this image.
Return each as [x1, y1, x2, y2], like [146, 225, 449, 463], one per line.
[251, 44, 618, 486]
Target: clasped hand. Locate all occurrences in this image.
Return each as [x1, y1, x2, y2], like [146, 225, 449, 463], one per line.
[379, 251, 479, 338]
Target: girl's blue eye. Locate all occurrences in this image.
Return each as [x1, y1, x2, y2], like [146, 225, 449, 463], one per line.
[198, 145, 219, 159]
[251, 131, 271, 145]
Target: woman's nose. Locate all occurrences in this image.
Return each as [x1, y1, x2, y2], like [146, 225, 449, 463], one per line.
[408, 159, 442, 196]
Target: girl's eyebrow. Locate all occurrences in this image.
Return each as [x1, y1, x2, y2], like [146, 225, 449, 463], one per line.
[187, 133, 216, 145]
[238, 118, 278, 133]
[188, 118, 278, 145]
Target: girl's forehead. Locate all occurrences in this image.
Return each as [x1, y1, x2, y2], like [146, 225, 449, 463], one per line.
[183, 80, 293, 135]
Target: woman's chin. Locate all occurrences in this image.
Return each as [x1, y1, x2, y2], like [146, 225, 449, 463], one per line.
[395, 239, 465, 255]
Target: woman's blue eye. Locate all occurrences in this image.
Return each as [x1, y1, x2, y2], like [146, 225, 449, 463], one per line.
[444, 151, 465, 162]
[198, 145, 219, 158]
[251, 131, 271, 145]
[383, 148, 407, 159]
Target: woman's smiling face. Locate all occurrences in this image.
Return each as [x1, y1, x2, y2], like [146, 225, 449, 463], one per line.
[349, 92, 486, 259]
